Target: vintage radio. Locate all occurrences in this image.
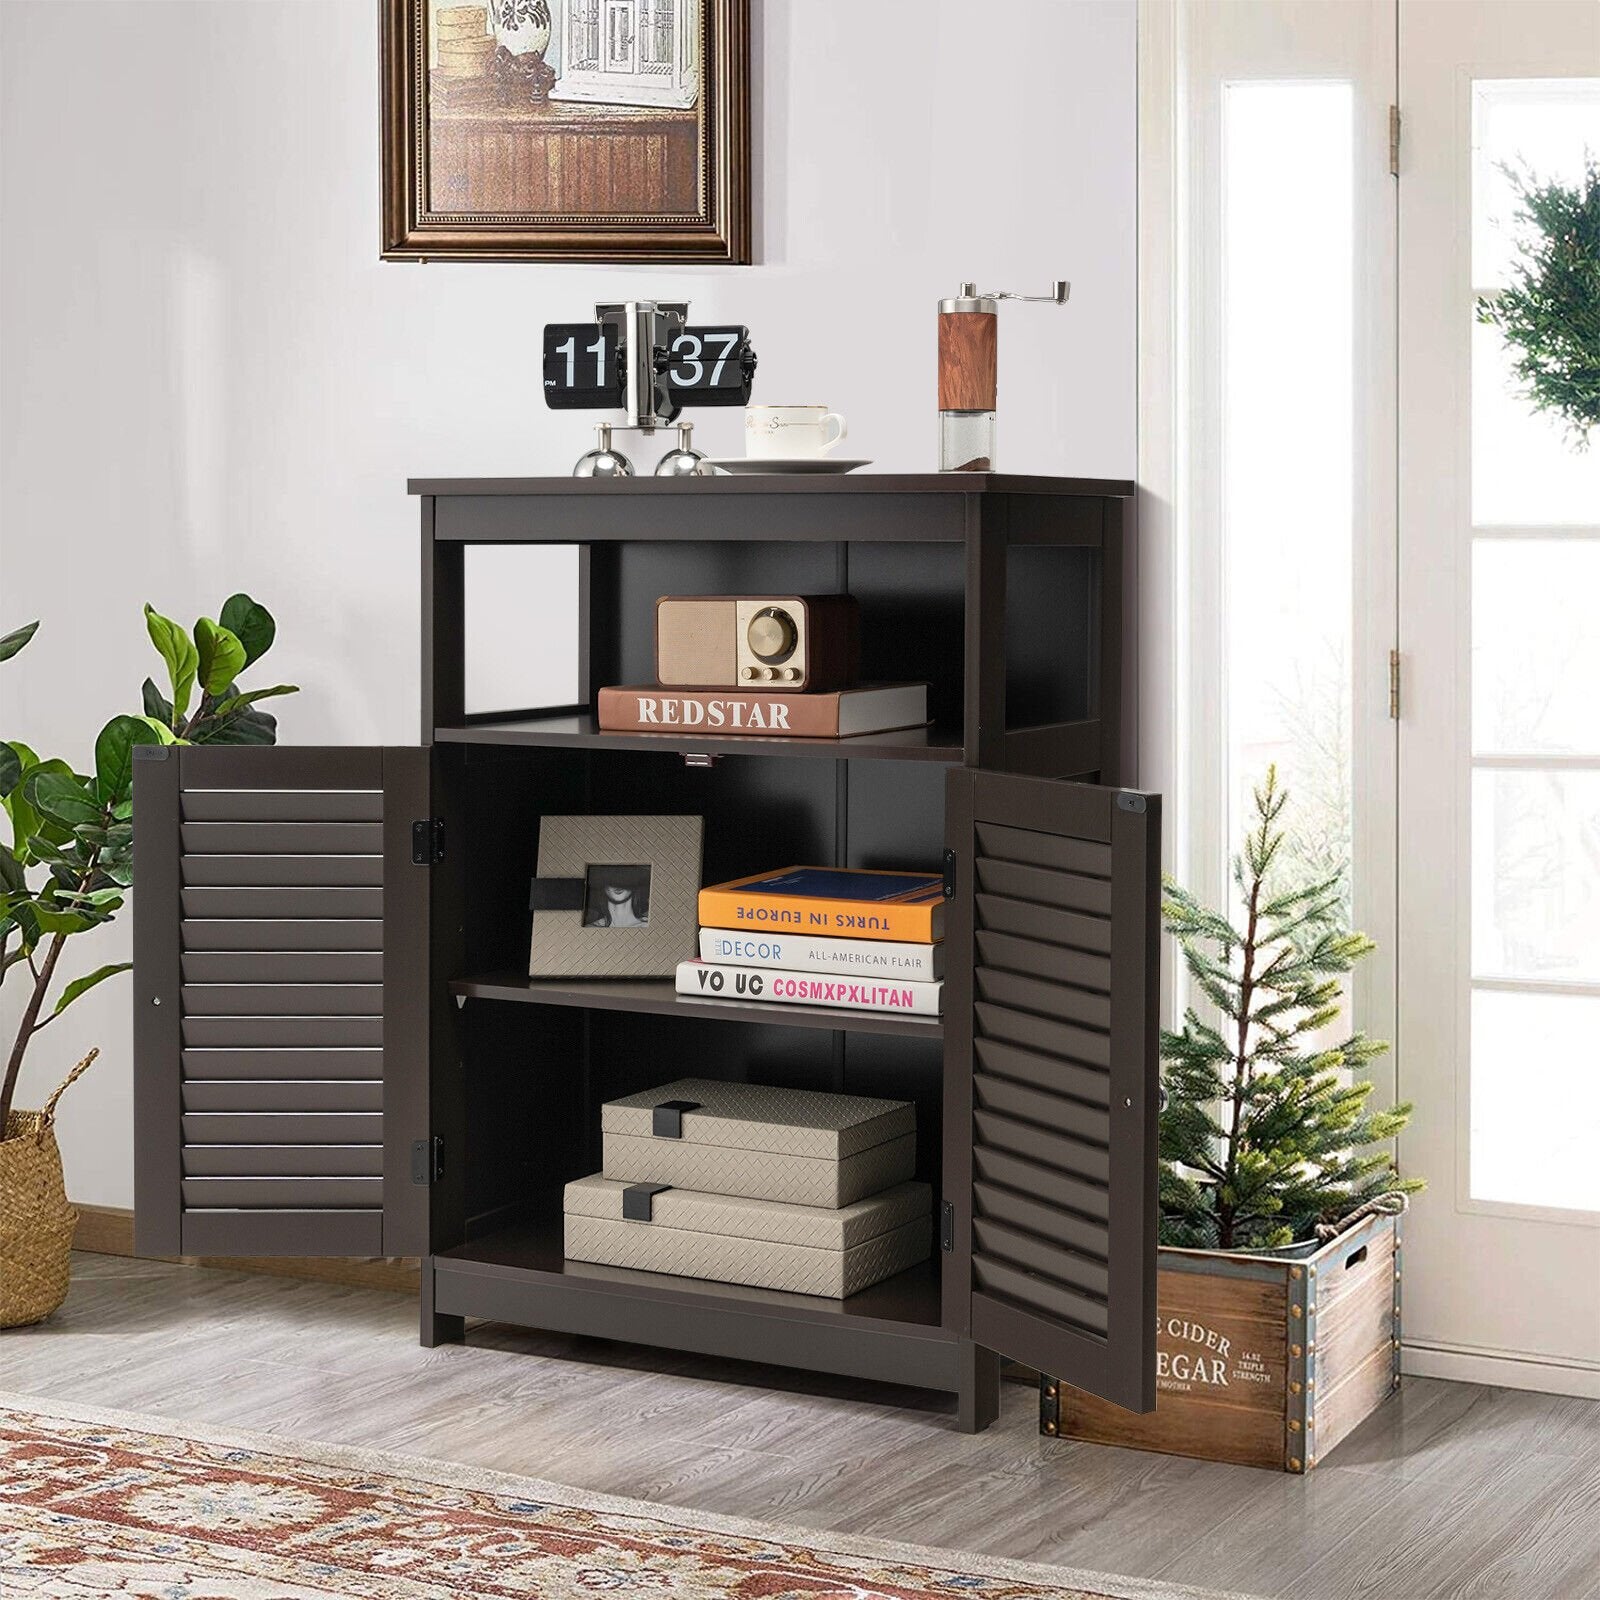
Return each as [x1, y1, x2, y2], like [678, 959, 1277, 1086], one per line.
[655, 595, 860, 691]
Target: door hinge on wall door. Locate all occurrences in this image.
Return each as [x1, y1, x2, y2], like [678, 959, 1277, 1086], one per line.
[940, 1200, 955, 1251]
[1388, 105, 1401, 177]
[411, 1137, 444, 1185]
[1388, 649, 1401, 719]
[411, 817, 445, 865]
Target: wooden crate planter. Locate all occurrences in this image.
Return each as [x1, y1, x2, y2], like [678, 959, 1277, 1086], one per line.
[1040, 1210, 1401, 1472]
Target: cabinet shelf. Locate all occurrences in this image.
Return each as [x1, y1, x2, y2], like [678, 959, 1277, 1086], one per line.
[449, 971, 944, 1039]
[435, 714, 966, 763]
[438, 1217, 945, 1330]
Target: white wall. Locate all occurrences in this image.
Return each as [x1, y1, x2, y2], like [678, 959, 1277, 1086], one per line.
[0, 0, 1136, 1211]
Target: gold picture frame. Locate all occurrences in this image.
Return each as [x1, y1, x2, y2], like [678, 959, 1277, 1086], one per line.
[380, 0, 751, 263]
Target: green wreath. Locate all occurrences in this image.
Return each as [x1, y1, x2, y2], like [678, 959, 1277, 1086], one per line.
[1478, 159, 1600, 448]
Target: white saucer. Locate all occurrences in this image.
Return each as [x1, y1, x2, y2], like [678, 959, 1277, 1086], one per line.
[702, 458, 872, 475]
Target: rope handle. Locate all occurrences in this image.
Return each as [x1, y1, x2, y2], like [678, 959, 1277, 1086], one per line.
[36, 1048, 99, 1141]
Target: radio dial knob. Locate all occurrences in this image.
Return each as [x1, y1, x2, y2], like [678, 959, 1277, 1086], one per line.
[747, 608, 798, 664]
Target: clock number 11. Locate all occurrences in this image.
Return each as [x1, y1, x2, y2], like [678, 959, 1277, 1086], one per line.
[555, 333, 610, 389]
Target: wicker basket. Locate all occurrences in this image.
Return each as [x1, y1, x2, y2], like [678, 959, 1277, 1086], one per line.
[0, 1051, 97, 1330]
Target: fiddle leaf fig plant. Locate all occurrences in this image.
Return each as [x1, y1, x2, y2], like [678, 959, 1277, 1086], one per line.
[0, 597, 297, 1129]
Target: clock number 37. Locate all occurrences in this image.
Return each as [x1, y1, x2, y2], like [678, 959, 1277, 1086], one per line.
[667, 330, 741, 388]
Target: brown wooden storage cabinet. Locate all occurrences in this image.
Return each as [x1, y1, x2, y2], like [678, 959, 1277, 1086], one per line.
[133, 474, 1161, 1430]
[1041, 1210, 1402, 1470]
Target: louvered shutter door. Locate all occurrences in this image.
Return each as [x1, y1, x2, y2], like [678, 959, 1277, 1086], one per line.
[942, 769, 1161, 1414]
[134, 746, 431, 1260]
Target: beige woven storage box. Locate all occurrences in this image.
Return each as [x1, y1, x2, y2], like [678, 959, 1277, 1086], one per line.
[600, 1077, 916, 1208]
[564, 1174, 932, 1297]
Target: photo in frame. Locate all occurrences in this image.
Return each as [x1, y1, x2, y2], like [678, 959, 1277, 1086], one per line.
[529, 815, 703, 978]
[380, 0, 751, 263]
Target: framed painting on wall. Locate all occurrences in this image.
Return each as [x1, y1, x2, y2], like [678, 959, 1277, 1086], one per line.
[380, 0, 750, 263]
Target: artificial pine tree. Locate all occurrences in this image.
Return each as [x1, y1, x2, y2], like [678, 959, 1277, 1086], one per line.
[1159, 767, 1422, 1251]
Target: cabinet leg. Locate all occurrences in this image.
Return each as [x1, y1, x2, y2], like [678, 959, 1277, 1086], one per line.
[420, 1260, 465, 1348]
[955, 1343, 1001, 1433]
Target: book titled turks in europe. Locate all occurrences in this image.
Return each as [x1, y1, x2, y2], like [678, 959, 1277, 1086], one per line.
[698, 867, 947, 944]
[676, 959, 943, 1017]
[698, 928, 944, 982]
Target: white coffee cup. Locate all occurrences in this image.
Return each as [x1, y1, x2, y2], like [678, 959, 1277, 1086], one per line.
[744, 404, 848, 460]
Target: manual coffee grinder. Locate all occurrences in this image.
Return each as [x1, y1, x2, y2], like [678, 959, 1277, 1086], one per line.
[937, 280, 1070, 471]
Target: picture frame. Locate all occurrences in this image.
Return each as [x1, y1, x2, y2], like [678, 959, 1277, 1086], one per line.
[529, 815, 703, 979]
[380, 0, 751, 264]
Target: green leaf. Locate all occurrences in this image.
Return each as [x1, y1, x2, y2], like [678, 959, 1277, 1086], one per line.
[0, 845, 25, 896]
[25, 771, 102, 829]
[201, 704, 278, 745]
[211, 684, 298, 718]
[94, 714, 162, 808]
[145, 604, 198, 721]
[49, 963, 132, 1018]
[0, 745, 20, 799]
[194, 616, 247, 698]
[15, 902, 92, 937]
[0, 620, 38, 662]
[219, 594, 276, 667]
[137, 716, 178, 746]
[5, 756, 70, 858]
[142, 676, 175, 726]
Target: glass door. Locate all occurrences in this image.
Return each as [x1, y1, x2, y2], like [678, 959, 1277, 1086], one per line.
[1398, 0, 1600, 1389]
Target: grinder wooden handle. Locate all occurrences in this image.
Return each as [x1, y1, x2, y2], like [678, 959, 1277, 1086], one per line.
[938, 310, 998, 411]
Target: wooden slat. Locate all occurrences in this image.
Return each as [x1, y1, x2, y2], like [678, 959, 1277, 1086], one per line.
[182, 920, 383, 952]
[181, 887, 383, 918]
[181, 821, 384, 854]
[181, 984, 382, 1017]
[183, 951, 383, 984]
[182, 1111, 382, 1143]
[181, 1080, 383, 1113]
[181, 1176, 383, 1209]
[974, 1037, 1110, 1107]
[973, 1143, 1109, 1225]
[182, 1016, 383, 1048]
[973, 1216, 1110, 1302]
[976, 1000, 1111, 1069]
[179, 1208, 383, 1255]
[975, 858, 1112, 917]
[974, 892, 1111, 955]
[975, 927, 1111, 991]
[182, 1144, 385, 1177]
[975, 821, 1112, 879]
[974, 1071, 1110, 1146]
[975, 1106, 1110, 1186]
[973, 1254, 1108, 1337]
[183, 855, 383, 888]
[182, 1048, 382, 1080]
[182, 789, 382, 822]
[974, 1179, 1110, 1264]
[975, 966, 1111, 1030]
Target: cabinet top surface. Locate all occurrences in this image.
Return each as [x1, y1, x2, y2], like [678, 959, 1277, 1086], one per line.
[408, 472, 1134, 498]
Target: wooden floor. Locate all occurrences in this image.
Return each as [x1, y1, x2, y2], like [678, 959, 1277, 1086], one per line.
[4, 1253, 1599, 1600]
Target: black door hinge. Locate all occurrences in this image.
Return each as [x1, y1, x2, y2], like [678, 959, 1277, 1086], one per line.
[940, 1199, 955, 1251]
[411, 818, 445, 865]
[942, 848, 957, 900]
[410, 1136, 443, 1185]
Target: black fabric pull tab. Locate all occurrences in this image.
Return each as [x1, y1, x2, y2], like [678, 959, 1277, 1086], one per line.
[530, 876, 586, 912]
[651, 1099, 702, 1138]
[622, 1182, 672, 1222]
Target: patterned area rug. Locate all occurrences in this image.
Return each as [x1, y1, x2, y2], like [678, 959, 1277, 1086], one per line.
[0, 1391, 1261, 1600]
